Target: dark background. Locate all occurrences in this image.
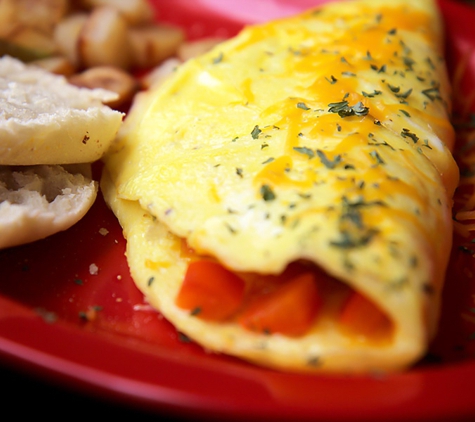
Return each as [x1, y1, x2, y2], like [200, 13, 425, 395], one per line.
[0, 362, 187, 421]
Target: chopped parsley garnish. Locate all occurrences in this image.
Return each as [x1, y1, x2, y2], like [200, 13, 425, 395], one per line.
[362, 90, 382, 97]
[293, 146, 315, 158]
[371, 63, 387, 73]
[316, 149, 342, 169]
[395, 88, 413, 99]
[262, 157, 274, 164]
[401, 128, 419, 143]
[327, 100, 369, 118]
[260, 184, 276, 201]
[422, 86, 441, 101]
[388, 84, 400, 93]
[297, 102, 311, 110]
[330, 229, 378, 249]
[251, 125, 261, 139]
[425, 57, 436, 70]
[403, 56, 416, 70]
[191, 307, 202, 316]
[212, 52, 224, 64]
[370, 150, 385, 165]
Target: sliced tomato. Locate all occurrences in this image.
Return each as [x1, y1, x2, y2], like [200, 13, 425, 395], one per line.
[238, 272, 321, 337]
[339, 291, 392, 339]
[175, 260, 245, 321]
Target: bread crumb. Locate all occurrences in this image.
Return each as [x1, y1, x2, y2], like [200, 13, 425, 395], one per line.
[89, 263, 98, 275]
[99, 227, 109, 236]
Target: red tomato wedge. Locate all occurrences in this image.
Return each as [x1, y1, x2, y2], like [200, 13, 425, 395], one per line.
[339, 291, 392, 340]
[175, 260, 245, 321]
[238, 273, 322, 337]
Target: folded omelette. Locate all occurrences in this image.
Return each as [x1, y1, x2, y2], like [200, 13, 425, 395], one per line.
[102, 0, 459, 373]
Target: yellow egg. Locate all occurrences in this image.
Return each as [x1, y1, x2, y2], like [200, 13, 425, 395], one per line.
[102, 0, 457, 373]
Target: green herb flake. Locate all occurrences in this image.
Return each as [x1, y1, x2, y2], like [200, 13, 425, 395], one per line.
[191, 307, 202, 316]
[251, 125, 261, 139]
[423, 139, 432, 149]
[260, 184, 276, 201]
[371, 63, 387, 73]
[316, 149, 342, 169]
[362, 90, 382, 97]
[372, 140, 395, 151]
[325, 75, 338, 84]
[236, 167, 244, 178]
[399, 40, 411, 55]
[330, 229, 378, 249]
[422, 86, 441, 101]
[225, 222, 237, 234]
[388, 84, 400, 93]
[212, 52, 224, 64]
[293, 146, 315, 159]
[396, 88, 413, 100]
[370, 150, 385, 165]
[363, 51, 373, 61]
[403, 56, 416, 70]
[328, 100, 349, 114]
[422, 283, 434, 295]
[328, 100, 369, 118]
[297, 102, 311, 110]
[425, 57, 436, 70]
[178, 332, 192, 343]
[401, 128, 419, 143]
[147, 276, 155, 286]
[307, 356, 322, 367]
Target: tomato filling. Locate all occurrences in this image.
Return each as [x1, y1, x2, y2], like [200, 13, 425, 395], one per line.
[175, 258, 393, 340]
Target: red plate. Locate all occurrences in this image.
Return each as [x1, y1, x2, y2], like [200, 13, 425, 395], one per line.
[1, 1, 475, 421]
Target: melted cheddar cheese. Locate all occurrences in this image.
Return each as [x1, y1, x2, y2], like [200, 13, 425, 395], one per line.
[103, 0, 458, 373]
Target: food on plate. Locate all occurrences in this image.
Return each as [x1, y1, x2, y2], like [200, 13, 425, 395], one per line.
[0, 55, 123, 249]
[0, 55, 122, 165]
[102, 0, 458, 373]
[68, 66, 139, 110]
[0, 0, 186, 108]
[0, 164, 97, 249]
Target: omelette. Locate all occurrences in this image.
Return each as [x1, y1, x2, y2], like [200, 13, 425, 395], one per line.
[102, 0, 459, 373]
